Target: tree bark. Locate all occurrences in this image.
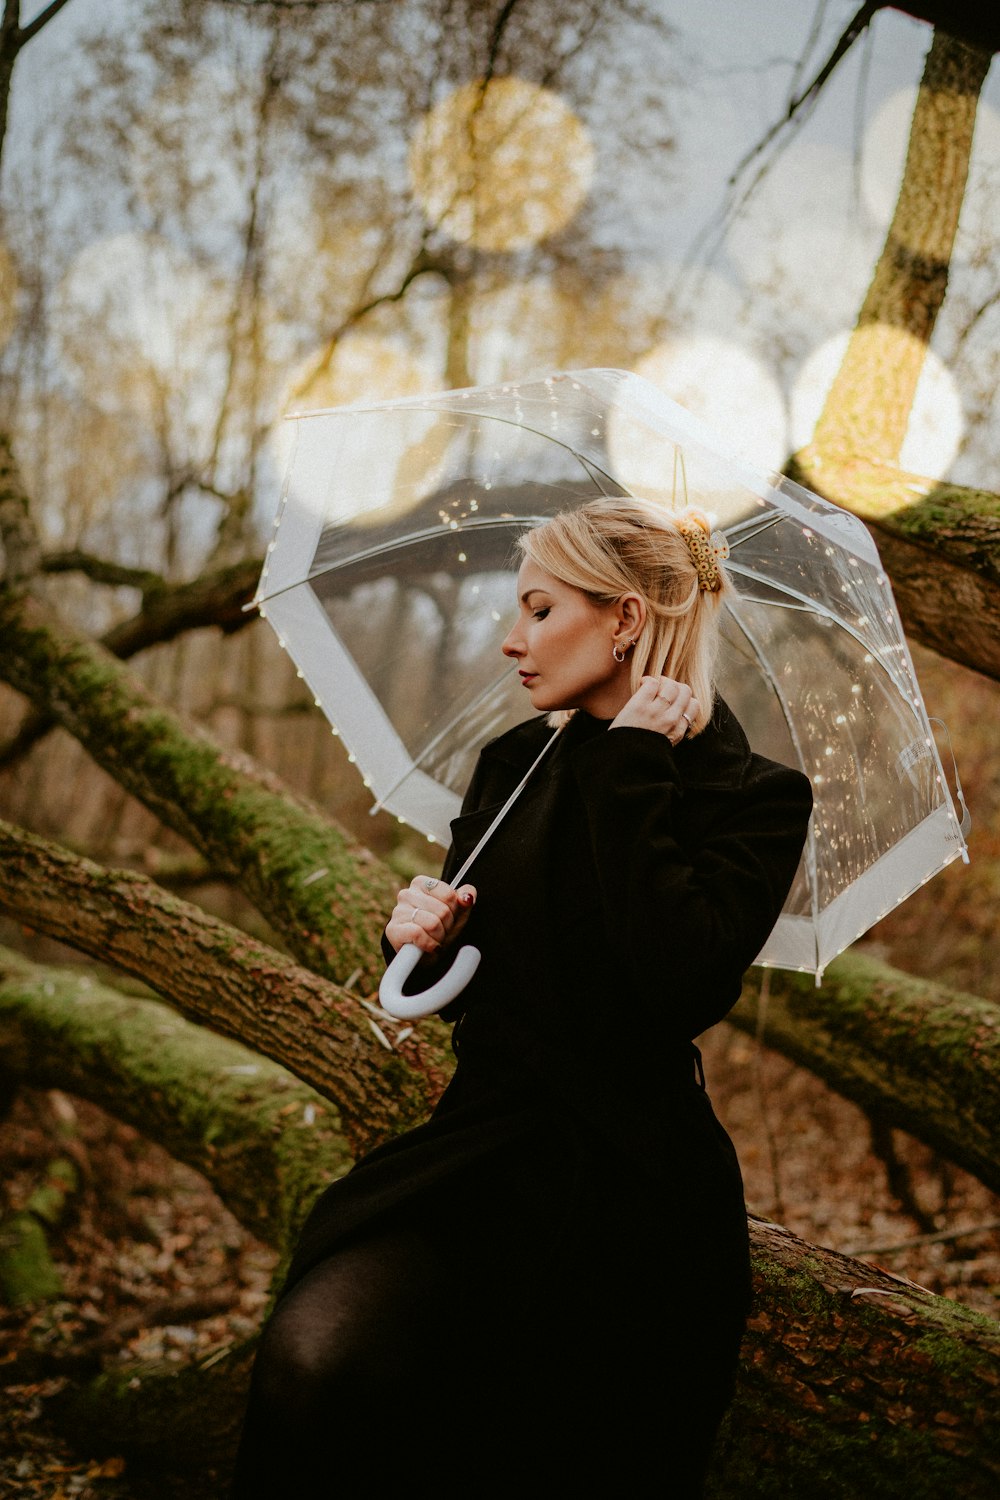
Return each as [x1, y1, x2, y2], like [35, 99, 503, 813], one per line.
[0, 820, 451, 1151]
[729, 951, 1000, 1196]
[707, 1217, 1000, 1499]
[0, 587, 398, 990]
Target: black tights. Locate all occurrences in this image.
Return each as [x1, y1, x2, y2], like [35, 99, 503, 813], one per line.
[229, 1216, 736, 1498]
[230, 1223, 461, 1497]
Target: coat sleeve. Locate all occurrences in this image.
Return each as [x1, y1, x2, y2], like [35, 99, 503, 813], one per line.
[569, 726, 813, 1037]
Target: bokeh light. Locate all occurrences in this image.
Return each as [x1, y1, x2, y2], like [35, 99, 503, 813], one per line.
[408, 77, 595, 252]
[270, 335, 441, 481]
[54, 232, 230, 450]
[791, 326, 964, 479]
[614, 335, 789, 482]
[862, 89, 1000, 263]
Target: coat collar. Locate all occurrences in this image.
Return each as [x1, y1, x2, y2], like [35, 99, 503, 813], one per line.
[479, 697, 756, 790]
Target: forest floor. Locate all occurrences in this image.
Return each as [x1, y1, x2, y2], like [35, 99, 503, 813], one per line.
[1, 1006, 998, 1499]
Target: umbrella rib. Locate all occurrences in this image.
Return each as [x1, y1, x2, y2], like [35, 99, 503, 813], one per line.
[724, 561, 916, 701]
[724, 513, 786, 546]
[723, 600, 822, 973]
[257, 516, 540, 605]
[369, 667, 521, 817]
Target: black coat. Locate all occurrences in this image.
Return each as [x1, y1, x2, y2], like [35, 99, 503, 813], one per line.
[270, 701, 813, 1490]
[284, 700, 811, 1275]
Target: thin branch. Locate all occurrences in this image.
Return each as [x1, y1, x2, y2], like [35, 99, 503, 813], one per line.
[290, 245, 453, 398]
[682, 0, 881, 271]
[484, 0, 522, 83]
[726, 0, 881, 192]
[18, 0, 76, 46]
[40, 550, 165, 596]
[845, 1219, 1000, 1258]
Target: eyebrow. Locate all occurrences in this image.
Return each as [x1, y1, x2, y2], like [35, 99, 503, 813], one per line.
[519, 588, 553, 604]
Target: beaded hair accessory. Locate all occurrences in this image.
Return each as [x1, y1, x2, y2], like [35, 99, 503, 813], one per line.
[675, 509, 730, 593]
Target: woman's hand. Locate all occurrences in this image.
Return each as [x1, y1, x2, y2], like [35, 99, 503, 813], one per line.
[610, 676, 697, 745]
[385, 875, 477, 956]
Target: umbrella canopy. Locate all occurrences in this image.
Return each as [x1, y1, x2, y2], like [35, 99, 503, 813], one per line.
[255, 368, 968, 978]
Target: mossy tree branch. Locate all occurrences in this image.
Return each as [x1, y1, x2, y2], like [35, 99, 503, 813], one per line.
[708, 1216, 1000, 1498]
[0, 946, 350, 1249]
[0, 587, 397, 991]
[0, 820, 452, 1152]
[731, 950, 1000, 1196]
[1, 555, 262, 769]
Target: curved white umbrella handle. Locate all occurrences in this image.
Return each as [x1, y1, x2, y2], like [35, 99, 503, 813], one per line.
[378, 941, 482, 1020]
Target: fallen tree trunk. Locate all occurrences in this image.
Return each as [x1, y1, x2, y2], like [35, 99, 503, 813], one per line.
[5, 817, 998, 1204]
[0, 820, 452, 1151]
[57, 1217, 1000, 1497]
[731, 952, 1000, 1197]
[0, 587, 396, 990]
[708, 1217, 1000, 1499]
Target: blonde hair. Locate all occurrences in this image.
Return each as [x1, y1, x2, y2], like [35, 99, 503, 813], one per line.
[517, 495, 730, 735]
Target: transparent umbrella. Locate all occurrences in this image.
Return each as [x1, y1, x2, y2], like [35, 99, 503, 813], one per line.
[254, 368, 968, 1012]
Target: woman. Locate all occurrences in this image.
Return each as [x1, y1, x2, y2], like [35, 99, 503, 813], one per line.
[230, 496, 813, 1498]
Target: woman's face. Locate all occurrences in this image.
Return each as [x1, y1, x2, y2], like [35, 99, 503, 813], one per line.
[501, 558, 633, 719]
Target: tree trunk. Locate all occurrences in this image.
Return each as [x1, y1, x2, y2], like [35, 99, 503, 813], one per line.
[788, 30, 1000, 681]
[729, 952, 1000, 1197]
[0, 587, 397, 990]
[808, 30, 990, 465]
[0, 819, 451, 1151]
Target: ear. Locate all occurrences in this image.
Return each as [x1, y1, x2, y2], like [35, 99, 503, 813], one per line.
[614, 592, 646, 643]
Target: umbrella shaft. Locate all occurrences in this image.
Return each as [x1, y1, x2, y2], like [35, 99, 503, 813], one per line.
[452, 724, 565, 887]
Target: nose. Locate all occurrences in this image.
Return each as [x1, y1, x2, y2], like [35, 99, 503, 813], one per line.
[501, 621, 523, 659]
